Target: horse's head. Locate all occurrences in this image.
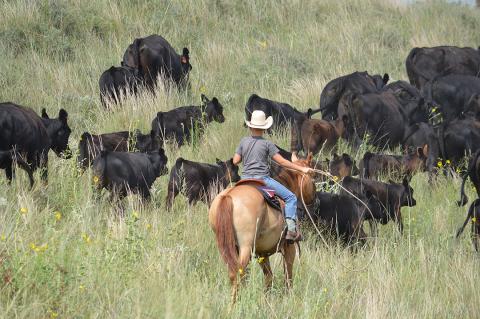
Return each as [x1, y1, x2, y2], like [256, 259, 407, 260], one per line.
[291, 152, 316, 206]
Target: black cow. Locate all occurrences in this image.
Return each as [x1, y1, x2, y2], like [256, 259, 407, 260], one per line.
[320, 71, 389, 120]
[384, 80, 429, 124]
[92, 148, 168, 200]
[165, 157, 240, 210]
[151, 94, 225, 146]
[99, 65, 140, 107]
[422, 74, 480, 123]
[0, 103, 71, 184]
[78, 130, 161, 168]
[244, 94, 320, 132]
[341, 176, 417, 234]
[342, 92, 407, 149]
[440, 115, 480, 166]
[122, 34, 192, 90]
[406, 46, 480, 90]
[306, 192, 367, 246]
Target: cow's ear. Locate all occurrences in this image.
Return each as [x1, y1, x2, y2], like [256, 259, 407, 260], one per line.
[307, 108, 313, 118]
[41, 108, 49, 119]
[422, 144, 429, 157]
[212, 97, 219, 105]
[201, 94, 209, 104]
[58, 109, 68, 123]
[383, 73, 389, 84]
[182, 47, 190, 58]
[215, 158, 222, 165]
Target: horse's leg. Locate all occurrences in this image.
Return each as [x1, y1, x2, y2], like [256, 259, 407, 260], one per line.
[283, 243, 296, 290]
[259, 257, 273, 291]
[229, 244, 252, 304]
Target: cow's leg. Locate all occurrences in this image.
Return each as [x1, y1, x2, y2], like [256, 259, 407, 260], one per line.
[4, 159, 13, 184]
[13, 155, 34, 187]
[283, 243, 296, 290]
[165, 182, 180, 211]
[259, 257, 273, 291]
[39, 153, 48, 183]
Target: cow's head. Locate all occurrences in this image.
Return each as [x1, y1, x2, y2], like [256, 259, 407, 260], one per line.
[201, 94, 225, 123]
[149, 147, 169, 177]
[329, 153, 359, 181]
[123, 38, 142, 69]
[371, 73, 389, 90]
[135, 130, 162, 153]
[180, 47, 192, 75]
[400, 177, 416, 207]
[216, 158, 240, 183]
[404, 144, 429, 172]
[41, 108, 72, 158]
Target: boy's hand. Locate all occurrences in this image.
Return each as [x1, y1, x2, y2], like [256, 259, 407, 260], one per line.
[301, 167, 313, 174]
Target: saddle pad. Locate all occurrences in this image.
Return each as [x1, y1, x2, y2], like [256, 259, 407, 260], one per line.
[257, 186, 283, 211]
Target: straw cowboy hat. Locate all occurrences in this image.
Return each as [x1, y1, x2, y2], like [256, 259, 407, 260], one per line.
[245, 110, 273, 129]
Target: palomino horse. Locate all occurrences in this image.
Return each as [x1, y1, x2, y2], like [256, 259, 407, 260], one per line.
[208, 155, 316, 303]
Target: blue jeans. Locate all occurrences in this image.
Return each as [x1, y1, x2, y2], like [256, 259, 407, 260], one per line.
[242, 175, 298, 221]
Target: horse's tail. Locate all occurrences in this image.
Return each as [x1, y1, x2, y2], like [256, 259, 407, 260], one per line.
[214, 195, 239, 274]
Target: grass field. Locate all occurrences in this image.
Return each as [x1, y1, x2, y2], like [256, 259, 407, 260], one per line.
[1, 0, 480, 318]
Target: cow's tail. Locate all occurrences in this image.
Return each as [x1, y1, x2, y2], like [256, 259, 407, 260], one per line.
[214, 195, 239, 274]
[166, 157, 184, 209]
[456, 199, 479, 238]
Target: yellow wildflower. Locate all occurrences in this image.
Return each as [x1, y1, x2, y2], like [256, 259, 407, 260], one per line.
[48, 310, 58, 319]
[257, 257, 265, 264]
[93, 175, 100, 184]
[431, 107, 437, 113]
[323, 288, 327, 293]
[258, 40, 267, 48]
[0, 234, 6, 241]
[146, 223, 152, 231]
[437, 161, 443, 168]
[82, 233, 91, 244]
[472, 217, 477, 223]
[132, 211, 139, 219]
[54, 211, 62, 221]
[20, 207, 28, 215]
[79, 284, 85, 292]
[238, 268, 244, 275]
[332, 176, 339, 182]
[199, 85, 206, 94]
[445, 160, 451, 165]
[30, 243, 36, 251]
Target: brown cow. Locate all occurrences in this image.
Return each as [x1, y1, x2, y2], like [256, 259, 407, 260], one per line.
[291, 115, 347, 156]
[359, 145, 428, 181]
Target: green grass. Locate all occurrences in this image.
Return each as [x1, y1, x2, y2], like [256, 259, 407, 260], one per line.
[1, 0, 480, 317]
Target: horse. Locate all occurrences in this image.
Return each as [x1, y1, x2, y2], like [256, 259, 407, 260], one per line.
[208, 154, 316, 303]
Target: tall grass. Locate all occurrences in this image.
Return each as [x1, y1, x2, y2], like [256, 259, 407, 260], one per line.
[0, 0, 479, 317]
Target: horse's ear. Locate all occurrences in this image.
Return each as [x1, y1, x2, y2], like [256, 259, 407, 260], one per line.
[306, 152, 313, 165]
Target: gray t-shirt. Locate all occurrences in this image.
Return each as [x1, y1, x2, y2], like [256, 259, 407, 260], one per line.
[235, 136, 279, 177]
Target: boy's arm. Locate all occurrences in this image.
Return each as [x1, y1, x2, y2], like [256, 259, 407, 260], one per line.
[233, 153, 242, 165]
[272, 153, 311, 174]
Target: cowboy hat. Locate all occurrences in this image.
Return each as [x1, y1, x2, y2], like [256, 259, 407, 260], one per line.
[245, 110, 273, 129]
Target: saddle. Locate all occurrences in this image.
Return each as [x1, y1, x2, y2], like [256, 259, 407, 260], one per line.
[235, 179, 284, 211]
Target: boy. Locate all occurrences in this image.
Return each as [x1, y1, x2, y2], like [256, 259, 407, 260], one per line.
[233, 110, 312, 242]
